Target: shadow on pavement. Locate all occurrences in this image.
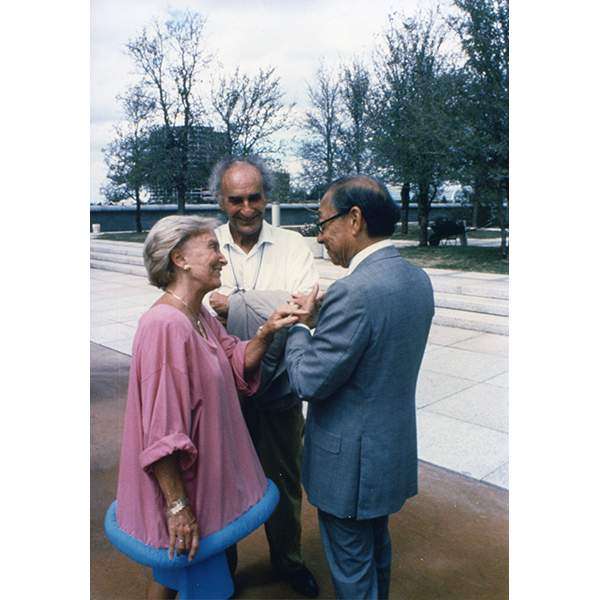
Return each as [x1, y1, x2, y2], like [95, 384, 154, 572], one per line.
[91, 343, 508, 599]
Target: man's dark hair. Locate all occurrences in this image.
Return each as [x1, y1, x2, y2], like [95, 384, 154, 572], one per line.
[209, 155, 273, 199]
[327, 176, 401, 237]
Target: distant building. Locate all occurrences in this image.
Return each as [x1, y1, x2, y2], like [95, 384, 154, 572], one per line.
[147, 125, 228, 204]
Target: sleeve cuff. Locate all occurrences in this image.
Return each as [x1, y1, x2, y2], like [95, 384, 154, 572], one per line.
[139, 432, 198, 473]
[290, 323, 312, 333]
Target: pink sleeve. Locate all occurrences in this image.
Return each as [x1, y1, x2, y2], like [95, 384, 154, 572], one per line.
[206, 314, 261, 396]
[138, 362, 198, 473]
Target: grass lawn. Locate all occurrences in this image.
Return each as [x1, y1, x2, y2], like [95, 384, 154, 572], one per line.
[392, 223, 503, 241]
[397, 246, 508, 274]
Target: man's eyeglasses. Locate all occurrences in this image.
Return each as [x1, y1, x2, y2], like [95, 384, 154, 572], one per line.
[315, 210, 350, 233]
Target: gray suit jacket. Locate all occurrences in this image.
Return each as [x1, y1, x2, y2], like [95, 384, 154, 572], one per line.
[285, 246, 434, 519]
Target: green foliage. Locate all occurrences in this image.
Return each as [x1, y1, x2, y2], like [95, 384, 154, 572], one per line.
[450, 0, 509, 201]
[101, 85, 155, 230]
[370, 10, 465, 244]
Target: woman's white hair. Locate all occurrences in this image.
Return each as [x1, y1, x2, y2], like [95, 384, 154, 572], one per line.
[143, 215, 220, 289]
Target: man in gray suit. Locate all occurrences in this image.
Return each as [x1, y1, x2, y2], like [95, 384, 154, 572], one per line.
[285, 175, 434, 599]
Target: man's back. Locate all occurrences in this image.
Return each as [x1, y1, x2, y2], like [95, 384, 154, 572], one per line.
[287, 246, 434, 519]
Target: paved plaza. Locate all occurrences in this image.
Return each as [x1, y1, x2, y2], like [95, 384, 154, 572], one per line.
[91, 262, 509, 490]
[91, 342, 508, 600]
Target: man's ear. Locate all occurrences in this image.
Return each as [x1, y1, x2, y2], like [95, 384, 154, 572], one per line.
[349, 206, 365, 236]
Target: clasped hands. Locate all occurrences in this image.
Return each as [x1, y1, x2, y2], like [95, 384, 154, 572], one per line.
[289, 283, 323, 329]
[211, 284, 323, 338]
[255, 284, 322, 340]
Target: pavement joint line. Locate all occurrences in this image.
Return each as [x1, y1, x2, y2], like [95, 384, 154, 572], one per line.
[440, 332, 485, 346]
[418, 366, 503, 384]
[416, 380, 482, 408]
[94, 341, 132, 357]
[430, 343, 509, 358]
[480, 461, 509, 482]
[479, 371, 509, 385]
[416, 458, 508, 490]
[421, 406, 508, 436]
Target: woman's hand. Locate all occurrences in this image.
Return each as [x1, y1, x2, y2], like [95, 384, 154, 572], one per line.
[244, 305, 308, 373]
[166, 505, 200, 561]
[209, 291, 230, 319]
[152, 454, 200, 562]
[257, 304, 309, 341]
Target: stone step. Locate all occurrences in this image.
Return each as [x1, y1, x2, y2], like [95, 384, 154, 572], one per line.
[91, 240, 144, 256]
[432, 307, 508, 336]
[91, 259, 147, 278]
[434, 292, 508, 317]
[432, 281, 508, 301]
[91, 251, 144, 267]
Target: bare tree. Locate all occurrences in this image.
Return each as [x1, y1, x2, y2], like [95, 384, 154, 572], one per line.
[126, 10, 210, 213]
[339, 60, 373, 175]
[299, 65, 345, 193]
[101, 85, 155, 232]
[211, 66, 293, 156]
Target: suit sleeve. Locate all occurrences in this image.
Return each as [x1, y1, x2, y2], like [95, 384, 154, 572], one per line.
[285, 280, 370, 401]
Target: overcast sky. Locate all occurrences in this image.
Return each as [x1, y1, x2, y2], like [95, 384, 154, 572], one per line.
[91, 0, 451, 203]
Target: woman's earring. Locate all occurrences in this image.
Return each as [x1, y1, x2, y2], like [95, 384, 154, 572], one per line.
[183, 265, 191, 271]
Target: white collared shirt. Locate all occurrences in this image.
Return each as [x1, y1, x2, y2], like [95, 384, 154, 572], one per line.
[347, 238, 395, 275]
[208, 221, 319, 302]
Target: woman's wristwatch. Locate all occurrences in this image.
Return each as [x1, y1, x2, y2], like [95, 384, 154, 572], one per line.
[166, 496, 189, 517]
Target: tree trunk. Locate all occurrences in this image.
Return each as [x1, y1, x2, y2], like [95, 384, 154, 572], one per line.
[498, 190, 508, 259]
[178, 127, 190, 214]
[177, 186, 186, 214]
[135, 188, 142, 233]
[417, 183, 430, 247]
[401, 182, 410, 235]
[472, 197, 479, 228]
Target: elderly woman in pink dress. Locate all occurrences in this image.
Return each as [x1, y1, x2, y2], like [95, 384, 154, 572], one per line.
[116, 215, 302, 599]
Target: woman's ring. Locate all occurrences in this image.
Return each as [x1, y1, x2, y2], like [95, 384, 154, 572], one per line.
[176, 537, 184, 543]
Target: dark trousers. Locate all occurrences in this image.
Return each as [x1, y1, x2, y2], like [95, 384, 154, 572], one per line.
[228, 400, 305, 574]
[318, 509, 391, 600]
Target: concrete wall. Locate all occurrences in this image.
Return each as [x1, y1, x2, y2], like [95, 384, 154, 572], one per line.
[89, 203, 472, 233]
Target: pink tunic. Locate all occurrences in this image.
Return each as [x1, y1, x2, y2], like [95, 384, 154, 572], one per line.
[116, 303, 267, 547]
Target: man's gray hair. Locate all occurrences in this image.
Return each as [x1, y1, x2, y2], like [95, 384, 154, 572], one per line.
[143, 215, 220, 290]
[209, 155, 273, 200]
